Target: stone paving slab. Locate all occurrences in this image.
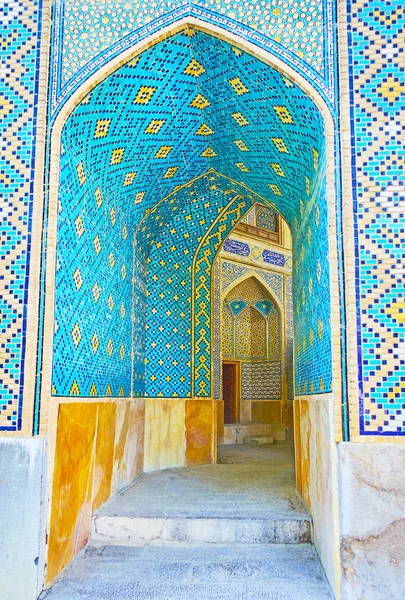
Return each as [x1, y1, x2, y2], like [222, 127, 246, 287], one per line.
[41, 544, 334, 600]
[96, 443, 309, 521]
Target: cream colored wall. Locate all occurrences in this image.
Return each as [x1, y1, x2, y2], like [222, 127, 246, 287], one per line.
[294, 395, 341, 597]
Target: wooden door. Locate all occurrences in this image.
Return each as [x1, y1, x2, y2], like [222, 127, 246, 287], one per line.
[222, 362, 239, 424]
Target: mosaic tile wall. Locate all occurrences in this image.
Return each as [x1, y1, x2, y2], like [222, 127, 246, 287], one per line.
[52, 129, 134, 397]
[0, 0, 43, 431]
[52, 29, 333, 400]
[241, 362, 282, 400]
[53, 0, 331, 111]
[348, 0, 405, 435]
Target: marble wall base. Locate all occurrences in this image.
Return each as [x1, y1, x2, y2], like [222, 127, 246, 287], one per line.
[339, 442, 405, 600]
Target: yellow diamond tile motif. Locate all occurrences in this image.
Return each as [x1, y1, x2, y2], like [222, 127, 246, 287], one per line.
[108, 293, 114, 311]
[76, 161, 86, 185]
[121, 265, 126, 279]
[120, 303, 125, 318]
[134, 191, 145, 204]
[71, 323, 81, 348]
[110, 148, 125, 165]
[184, 58, 205, 77]
[313, 148, 319, 171]
[305, 176, 310, 194]
[120, 345, 125, 360]
[145, 119, 166, 134]
[163, 166, 178, 178]
[200, 147, 217, 157]
[134, 85, 157, 104]
[317, 258, 322, 282]
[231, 112, 249, 126]
[274, 105, 294, 124]
[110, 206, 116, 226]
[107, 339, 113, 357]
[386, 301, 405, 324]
[195, 123, 214, 136]
[91, 333, 99, 353]
[69, 380, 80, 395]
[229, 77, 249, 95]
[73, 267, 82, 291]
[235, 162, 249, 172]
[190, 93, 210, 109]
[271, 137, 288, 153]
[95, 186, 103, 207]
[94, 118, 111, 138]
[155, 145, 173, 159]
[123, 171, 136, 186]
[269, 183, 282, 196]
[234, 139, 249, 151]
[271, 163, 285, 177]
[92, 282, 100, 302]
[122, 224, 127, 240]
[74, 215, 85, 238]
[109, 252, 115, 268]
[318, 319, 323, 340]
[93, 234, 101, 255]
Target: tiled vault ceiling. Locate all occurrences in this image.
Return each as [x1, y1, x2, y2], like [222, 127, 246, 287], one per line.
[61, 27, 326, 230]
[54, 27, 331, 399]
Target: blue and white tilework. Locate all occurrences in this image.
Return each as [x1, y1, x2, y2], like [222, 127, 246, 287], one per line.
[0, 0, 43, 431]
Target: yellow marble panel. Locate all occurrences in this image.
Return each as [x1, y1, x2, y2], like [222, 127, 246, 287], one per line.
[185, 400, 213, 466]
[251, 401, 281, 424]
[47, 403, 97, 584]
[92, 402, 116, 512]
[144, 398, 185, 471]
[113, 401, 131, 493]
[126, 399, 145, 483]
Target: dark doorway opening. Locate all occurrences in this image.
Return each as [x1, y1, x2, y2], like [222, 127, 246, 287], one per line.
[222, 361, 239, 424]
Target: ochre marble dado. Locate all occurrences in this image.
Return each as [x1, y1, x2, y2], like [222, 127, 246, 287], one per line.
[47, 403, 97, 584]
[144, 399, 186, 472]
[47, 400, 144, 585]
[92, 402, 116, 512]
[185, 400, 214, 466]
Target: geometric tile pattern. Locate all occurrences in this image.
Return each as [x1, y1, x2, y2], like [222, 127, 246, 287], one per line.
[52, 137, 133, 397]
[59, 0, 326, 85]
[52, 28, 333, 401]
[286, 275, 294, 400]
[292, 162, 332, 394]
[241, 361, 282, 400]
[221, 260, 284, 303]
[348, 0, 405, 435]
[223, 276, 281, 360]
[0, 0, 42, 430]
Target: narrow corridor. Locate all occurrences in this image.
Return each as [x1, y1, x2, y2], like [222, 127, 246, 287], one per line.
[42, 444, 333, 599]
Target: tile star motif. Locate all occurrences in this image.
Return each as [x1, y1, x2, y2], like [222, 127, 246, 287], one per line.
[94, 118, 111, 138]
[134, 86, 157, 104]
[229, 77, 249, 95]
[184, 58, 205, 77]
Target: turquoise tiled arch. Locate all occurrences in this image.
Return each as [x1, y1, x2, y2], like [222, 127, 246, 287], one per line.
[51, 28, 333, 400]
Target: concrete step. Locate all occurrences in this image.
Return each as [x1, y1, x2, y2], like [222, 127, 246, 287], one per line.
[92, 514, 312, 545]
[223, 423, 285, 444]
[244, 434, 274, 445]
[41, 544, 334, 600]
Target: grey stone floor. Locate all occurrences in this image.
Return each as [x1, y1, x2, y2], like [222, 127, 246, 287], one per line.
[41, 444, 334, 599]
[97, 442, 309, 521]
[41, 544, 334, 599]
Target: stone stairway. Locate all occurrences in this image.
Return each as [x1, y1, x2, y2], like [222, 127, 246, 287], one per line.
[223, 422, 285, 444]
[41, 444, 334, 599]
